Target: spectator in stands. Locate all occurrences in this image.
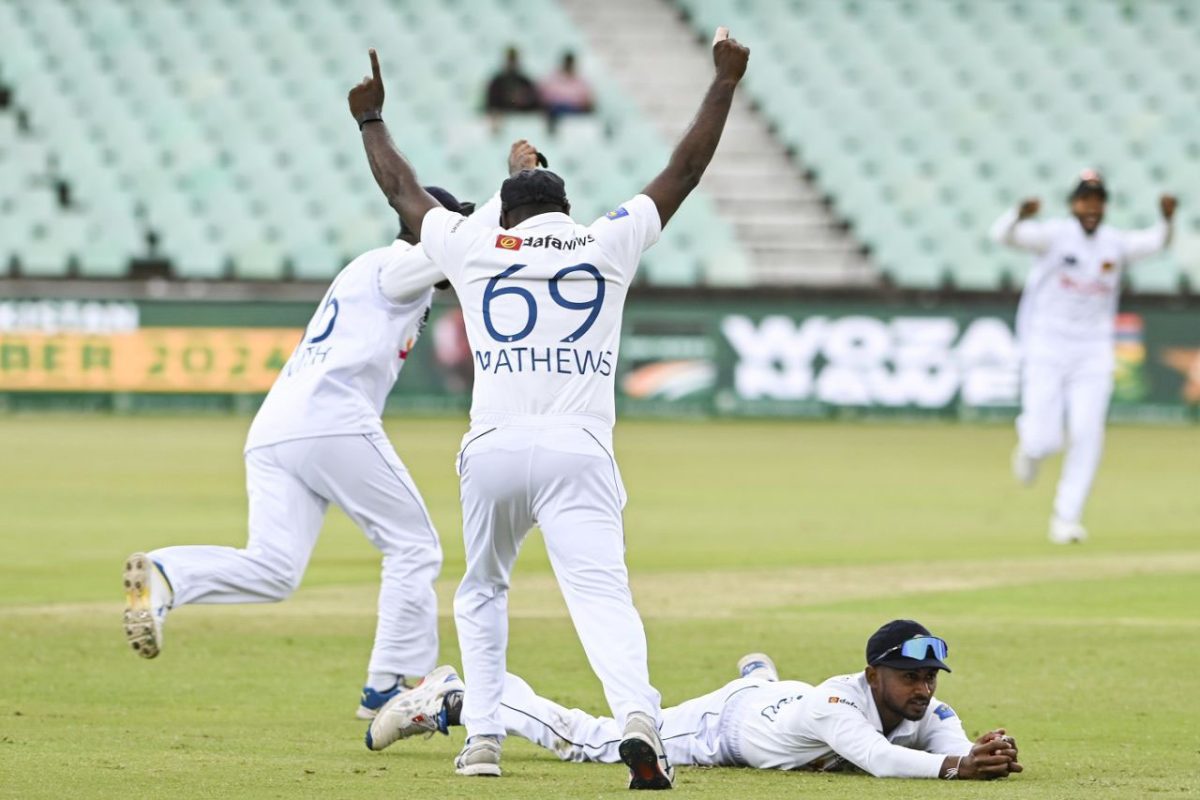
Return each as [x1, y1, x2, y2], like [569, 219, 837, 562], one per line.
[539, 51, 595, 131]
[485, 46, 540, 119]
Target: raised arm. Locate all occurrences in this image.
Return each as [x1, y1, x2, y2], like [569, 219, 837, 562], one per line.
[642, 27, 749, 228]
[1122, 194, 1177, 263]
[989, 198, 1053, 254]
[348, 49, 439, 233]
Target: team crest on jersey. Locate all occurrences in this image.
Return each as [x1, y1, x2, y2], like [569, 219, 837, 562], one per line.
[933, 703, 956, 720]
[495, 234, 522, 251]
[605, 207, 629, 220]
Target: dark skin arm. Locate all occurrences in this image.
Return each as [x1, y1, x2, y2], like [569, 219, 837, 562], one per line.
[940, 730, 1022, 780]
[642, 27, 749, 228]
[348, 49, 438, 234]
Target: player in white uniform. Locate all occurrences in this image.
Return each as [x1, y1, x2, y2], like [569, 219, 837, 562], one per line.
[366, 620, 1022, 782]
[990, 171, 1176, 544]
[121, 142, 540, 719]
[346, 30, 750, 788]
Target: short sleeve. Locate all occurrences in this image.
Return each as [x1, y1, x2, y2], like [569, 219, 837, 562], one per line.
[377, 243, 443, 306]
[420, 206, 478, 281]
[591, 193, 663, 278]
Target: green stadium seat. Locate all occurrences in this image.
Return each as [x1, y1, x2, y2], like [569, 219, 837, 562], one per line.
[673, 0, 1192, 291]
[0, 0, 748, 286]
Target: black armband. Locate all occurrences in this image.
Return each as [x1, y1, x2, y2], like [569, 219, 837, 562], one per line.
[358, 114, 383, 131]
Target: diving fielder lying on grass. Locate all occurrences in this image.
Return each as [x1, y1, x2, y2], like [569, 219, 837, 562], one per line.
[365, 619, 1022, 781]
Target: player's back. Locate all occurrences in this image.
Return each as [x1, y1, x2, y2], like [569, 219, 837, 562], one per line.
[245, 243, 432, 451]
[422, 194, 660, 429]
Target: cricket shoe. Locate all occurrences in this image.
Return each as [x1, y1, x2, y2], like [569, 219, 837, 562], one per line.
[1049, 516, 1087, 545]
[366, 665, 464, 751]
[619, 711, 673, 790]
[1011, 445, 1039, 486]
[123, 553, 172, 659]
[357, 684, 407, 720]
[454, 735, 502, 777]
[737, 652, 779, 682]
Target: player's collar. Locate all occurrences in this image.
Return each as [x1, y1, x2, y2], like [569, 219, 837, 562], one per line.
[512, 212, 574, 229]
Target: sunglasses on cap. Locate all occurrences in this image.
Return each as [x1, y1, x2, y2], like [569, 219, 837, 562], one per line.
[871, 635, 948, 665]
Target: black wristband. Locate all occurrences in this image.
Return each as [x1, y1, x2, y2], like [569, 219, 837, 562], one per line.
[358, 115, 383, 131]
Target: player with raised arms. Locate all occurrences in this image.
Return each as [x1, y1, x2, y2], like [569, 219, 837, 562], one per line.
[346, 27, 749, 789]
[991, 171, 1176, 544]
[122, 141, 541, 719]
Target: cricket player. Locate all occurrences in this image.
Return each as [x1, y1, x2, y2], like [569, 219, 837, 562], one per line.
[366, 620, 1022, 782]
[122, 142, 541, 720]
[346, 28, 750, 788]
[990, 171, 1177, 544]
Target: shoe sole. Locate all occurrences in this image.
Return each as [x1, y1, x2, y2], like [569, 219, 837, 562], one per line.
[737, 652, 779, 681]
[620, 735, 673, 790]
[123, 553, 160, 659]
[366, 692, 425, 751]
[455, 763, 501, 777]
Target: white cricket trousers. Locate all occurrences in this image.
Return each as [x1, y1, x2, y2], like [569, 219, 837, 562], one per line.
[499, 673, 772, 766]
[454, 423, 661, 739]
[150, 432, 442, 678]
[1017, 346, 1114, 523]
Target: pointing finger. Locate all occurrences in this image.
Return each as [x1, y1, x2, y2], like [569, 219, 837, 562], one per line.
[713, 26, 729, 46]
[369, 48, 381, 82]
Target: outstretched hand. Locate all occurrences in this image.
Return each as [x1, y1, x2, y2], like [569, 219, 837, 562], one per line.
[712, 26, 749, 83]
[348, 48, 385, 125]
[1018, 197, 1041, 219]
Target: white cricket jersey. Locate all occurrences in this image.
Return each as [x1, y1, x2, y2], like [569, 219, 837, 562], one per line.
[420, 193, 661, 428]
[244, 242, 432, 452]
[990, 208, 1169, 357]
[725, 672, 970, 777]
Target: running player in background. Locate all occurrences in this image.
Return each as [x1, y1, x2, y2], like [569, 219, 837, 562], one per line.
[347, 27, 749, 788]
[122, 142, 541, 721]
[990, 171, 1176, 544]
[366, 620, 1022, 782]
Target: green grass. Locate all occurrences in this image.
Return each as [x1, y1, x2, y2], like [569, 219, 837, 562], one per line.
[1, 415, 1198, 799]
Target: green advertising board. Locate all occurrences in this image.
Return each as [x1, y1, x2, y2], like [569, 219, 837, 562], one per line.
[1, 297, 1196, 421]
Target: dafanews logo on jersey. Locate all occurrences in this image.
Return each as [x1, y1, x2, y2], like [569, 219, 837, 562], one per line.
[494, 233, 596, 252]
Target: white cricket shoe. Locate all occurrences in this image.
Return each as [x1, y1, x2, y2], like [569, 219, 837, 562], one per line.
[1049, 516, 1088, 545]
[1011, 445, 1039, 486]
[620, 711, 674, 790]
[736, 652, 779, 682]
[122, 553, 172, 659]
[454, 736, 502, 777]
[366, 665, 464, 751]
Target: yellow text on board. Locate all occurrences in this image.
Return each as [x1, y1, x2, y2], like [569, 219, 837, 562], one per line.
[0, 328, 302, 392]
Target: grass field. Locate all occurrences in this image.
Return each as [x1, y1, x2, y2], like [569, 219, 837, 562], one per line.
[2, 414, 1198, 799]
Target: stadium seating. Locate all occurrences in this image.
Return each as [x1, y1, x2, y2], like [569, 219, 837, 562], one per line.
[0, 0, 747, 285]
[676, 0, 1200, 291]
